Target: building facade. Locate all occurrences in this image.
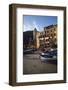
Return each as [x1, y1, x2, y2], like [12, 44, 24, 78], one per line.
[39, 24, 57, 49]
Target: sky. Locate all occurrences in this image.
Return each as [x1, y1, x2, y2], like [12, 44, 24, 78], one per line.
[23, 15, 57, 32]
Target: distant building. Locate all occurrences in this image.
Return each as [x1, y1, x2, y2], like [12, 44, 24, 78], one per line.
[23, 31, 34, 49]
[23, 28, 40, 49]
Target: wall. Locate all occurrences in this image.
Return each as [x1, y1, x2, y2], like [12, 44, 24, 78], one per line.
[0, 0, 68, 90]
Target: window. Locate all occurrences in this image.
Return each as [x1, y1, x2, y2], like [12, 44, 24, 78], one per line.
[51, 30, 52, 32]
[54, 33, 56, 36]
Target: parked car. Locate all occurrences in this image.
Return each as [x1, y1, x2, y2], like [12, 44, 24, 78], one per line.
[40, 49, 57, 61]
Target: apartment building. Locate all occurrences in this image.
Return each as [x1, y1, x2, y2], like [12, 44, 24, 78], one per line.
[39, 24, 57, 48]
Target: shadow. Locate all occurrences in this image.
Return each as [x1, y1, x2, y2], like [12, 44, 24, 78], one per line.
[42, 59, 57, 65]
[4, 82, 9, 85]
[47, 60, 57, 64]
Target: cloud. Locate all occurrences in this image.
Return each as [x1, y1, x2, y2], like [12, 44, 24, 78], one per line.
[33, 21, 40, 31]
[33, 21, 43, 32]
[24, 24, 34, 31]
[23, 21, 42, 32]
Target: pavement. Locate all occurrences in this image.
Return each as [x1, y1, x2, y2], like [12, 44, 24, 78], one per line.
[23, 52, 57, 75]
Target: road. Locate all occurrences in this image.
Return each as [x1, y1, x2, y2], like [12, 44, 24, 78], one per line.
[23, 52, 57, 75]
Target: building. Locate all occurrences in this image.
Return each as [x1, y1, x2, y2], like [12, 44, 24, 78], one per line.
[23, 24, 57, 50]
[33, 28, 40, 49]
[23, 28, 40, 49]
[23, 31, 34, 49]
[39, 24, 57, 49]
[39, 31, 45, 48]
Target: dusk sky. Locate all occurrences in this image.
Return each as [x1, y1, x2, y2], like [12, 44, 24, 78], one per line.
[23, 15, 57, 32]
